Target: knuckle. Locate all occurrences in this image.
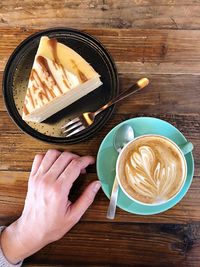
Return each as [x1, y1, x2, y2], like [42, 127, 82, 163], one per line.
[51, 183, 61, 196]
[61, 151, 71, 157]
[62, 151, 78, 161]
[47, 149, 61, 157]
[47, 166, 57, 176]
[39, 164, 46, 174]
[70, 158, 82, 169]
[29, 171, 37, 180]
[39, 178, 51, 189]
[29, 169, 41, 183]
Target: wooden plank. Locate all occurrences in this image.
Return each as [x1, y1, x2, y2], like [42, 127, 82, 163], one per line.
[1, 1, 200, 30]
[0, 113, 199, 172]
[20, 221, 200, 267]
[117, 61, 200, 75]
[117, 74, 200, 114]
[1, 28, 200, 73]
[0, 171, 200, 225]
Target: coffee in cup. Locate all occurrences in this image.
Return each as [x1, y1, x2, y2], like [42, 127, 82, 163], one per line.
[117, 135, 188, 205]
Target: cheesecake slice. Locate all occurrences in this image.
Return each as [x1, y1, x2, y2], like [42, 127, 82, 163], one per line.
[22, 36, 102, 122]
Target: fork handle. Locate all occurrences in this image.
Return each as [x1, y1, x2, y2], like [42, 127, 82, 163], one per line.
[95, 78, 149, 116]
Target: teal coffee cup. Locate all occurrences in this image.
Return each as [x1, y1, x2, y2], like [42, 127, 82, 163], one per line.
[116, 134, 193, 206]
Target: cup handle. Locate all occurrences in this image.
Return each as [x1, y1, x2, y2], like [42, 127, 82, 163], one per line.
[179, 142, 194, 155]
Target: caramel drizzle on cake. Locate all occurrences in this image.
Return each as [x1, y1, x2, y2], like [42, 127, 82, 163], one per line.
[48, 39, 60, 64]
[36, 56, 63, 95]
[27, 88, 35, 108]
[48, 39, 88, 83]
[30, 69, 50, 100]
[24, 38, 89, 115]
[23, 104, 29, 115]
[71, 59, 88, 83]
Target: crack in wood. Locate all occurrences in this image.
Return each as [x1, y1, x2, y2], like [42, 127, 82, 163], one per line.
[170, 16, 179, 29]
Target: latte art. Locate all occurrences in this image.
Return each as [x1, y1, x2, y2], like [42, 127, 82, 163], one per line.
[118, 136, 186, 204]
[126, 145, 177, 202]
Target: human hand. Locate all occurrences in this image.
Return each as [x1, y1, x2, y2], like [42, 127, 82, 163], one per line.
[0, 150, 101, 264]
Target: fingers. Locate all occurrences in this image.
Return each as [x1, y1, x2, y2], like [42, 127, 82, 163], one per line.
[31, 150, 92, 184]
[46, 151, 79, 179]
[68, 181, 101, 223]
[59, 156, 95, 193]
[31, 154, 44, 176]
[38, 150, 62, 174]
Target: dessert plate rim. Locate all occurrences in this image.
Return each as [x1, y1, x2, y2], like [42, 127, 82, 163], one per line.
[2, 27, 119, 144]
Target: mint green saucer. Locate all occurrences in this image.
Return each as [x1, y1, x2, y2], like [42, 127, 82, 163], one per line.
[96, 117, 194, 215]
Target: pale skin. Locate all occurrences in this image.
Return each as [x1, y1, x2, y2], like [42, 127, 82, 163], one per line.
[0, 149, 101, 264]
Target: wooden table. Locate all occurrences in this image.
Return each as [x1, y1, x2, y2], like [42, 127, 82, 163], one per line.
[0, 1, 200, 266]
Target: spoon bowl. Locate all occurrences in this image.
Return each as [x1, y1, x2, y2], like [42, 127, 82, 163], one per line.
[114, 124, 135, 153]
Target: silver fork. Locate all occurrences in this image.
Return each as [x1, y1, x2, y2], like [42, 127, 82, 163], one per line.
[61, 78, 149, 137]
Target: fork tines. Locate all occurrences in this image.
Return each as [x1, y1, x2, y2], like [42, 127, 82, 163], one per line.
[61, 117, 86, 137]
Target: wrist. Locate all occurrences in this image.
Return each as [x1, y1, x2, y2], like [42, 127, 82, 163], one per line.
[0, 222, 23, 264]
[0, 219, 40, 264]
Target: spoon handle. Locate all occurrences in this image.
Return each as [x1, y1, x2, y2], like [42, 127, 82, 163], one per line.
[106, 176, 119, 219]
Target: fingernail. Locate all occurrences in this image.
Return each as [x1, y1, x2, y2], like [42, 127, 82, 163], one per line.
[81, 169, 87, 174]
[93, 181, 101, 193]
[81, 168, 87, 174]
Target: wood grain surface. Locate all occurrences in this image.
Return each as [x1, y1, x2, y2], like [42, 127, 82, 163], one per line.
[0, 1, 200, 266]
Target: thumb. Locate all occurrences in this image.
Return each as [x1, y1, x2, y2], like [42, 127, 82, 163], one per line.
[68, 181, 101, 223]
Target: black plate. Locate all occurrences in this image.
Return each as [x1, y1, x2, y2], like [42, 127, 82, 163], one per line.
[3, 28, 119, 144]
